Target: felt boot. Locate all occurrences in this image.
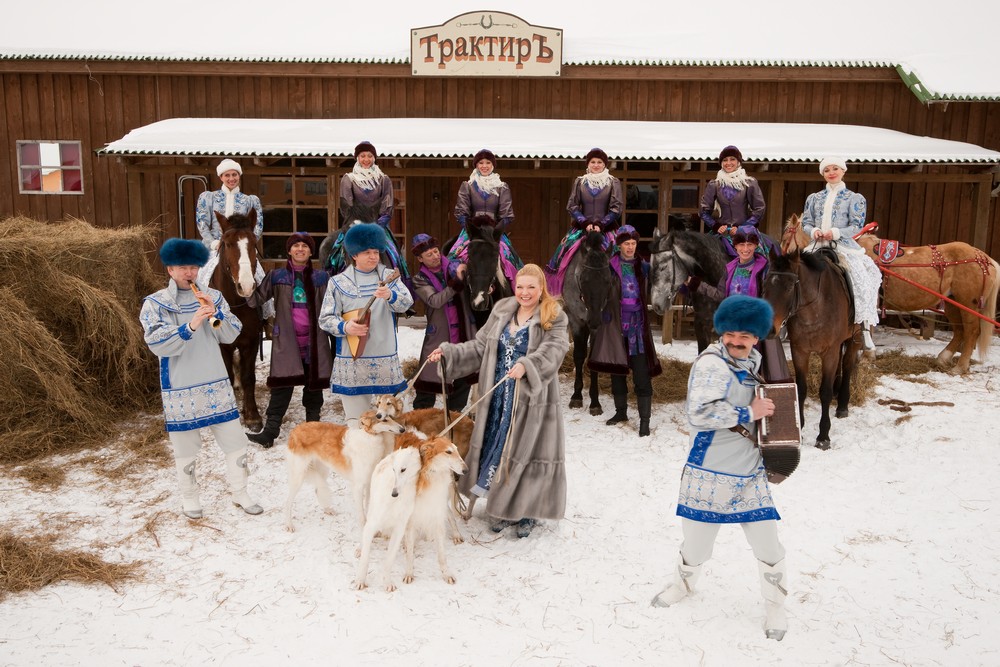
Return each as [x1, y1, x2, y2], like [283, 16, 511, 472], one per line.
[759, 559, 789, 641]
[651, 555, 701, 607]
[225, 449, 263, 515]
[605, 394, 629, 425]
[516, 518, 536, 538]
[638, 396, 652, 437]
[174, 456, 202, 519]
[862, 322, 875, 351]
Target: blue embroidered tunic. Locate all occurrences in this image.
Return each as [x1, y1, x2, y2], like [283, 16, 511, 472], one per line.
[140, 281, 243, 432]
[677, 342, 779, 524]
[471, 321, 529, 497]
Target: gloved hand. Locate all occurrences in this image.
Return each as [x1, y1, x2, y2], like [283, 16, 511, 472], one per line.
[210, 239, 221, 253]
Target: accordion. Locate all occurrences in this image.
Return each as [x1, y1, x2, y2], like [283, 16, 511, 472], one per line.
[754, 383, 801, 483]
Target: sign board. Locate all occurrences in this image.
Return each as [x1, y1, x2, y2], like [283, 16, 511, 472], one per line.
[411, 11, 562, 77]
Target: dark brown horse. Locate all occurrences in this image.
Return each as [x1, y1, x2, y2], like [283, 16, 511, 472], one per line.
[462, 220, 513, 329]
[762, 250, 861, 449]
[211, 210, 263, 432]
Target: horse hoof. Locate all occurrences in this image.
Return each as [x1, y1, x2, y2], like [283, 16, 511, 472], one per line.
[589, 406, 604, 416]
[245, 420, 263, 433]
[815, 439, 831, 451]
[835, 409, 849, 418]
[568, 398, 583, 409]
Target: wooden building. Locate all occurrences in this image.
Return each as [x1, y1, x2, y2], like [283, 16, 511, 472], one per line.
[3, 5, 1000, 268]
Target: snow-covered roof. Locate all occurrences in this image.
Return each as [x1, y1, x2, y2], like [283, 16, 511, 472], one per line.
[99, 118, 1000, 165]
[3, 0, 999, 101]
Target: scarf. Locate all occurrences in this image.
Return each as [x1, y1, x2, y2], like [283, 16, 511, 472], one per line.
[714, 167, 751, 191]
[583, 168, 613, 191]
[347, 163, 385, 191]
[821, 181, 846, 230]
[221, 184, 239, 217]
[469, 169, 503, 196]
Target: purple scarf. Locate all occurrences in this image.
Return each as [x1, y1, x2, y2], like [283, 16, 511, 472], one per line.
[420, 255, 461, 344]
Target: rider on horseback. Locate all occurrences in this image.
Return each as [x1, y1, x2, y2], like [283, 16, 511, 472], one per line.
[699, 146, 777, 259]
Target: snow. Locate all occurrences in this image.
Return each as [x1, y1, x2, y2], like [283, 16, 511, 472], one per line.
[1, 324, 997, 665]
[2, 0, 999, 99]
[99, 117, 1000, 165]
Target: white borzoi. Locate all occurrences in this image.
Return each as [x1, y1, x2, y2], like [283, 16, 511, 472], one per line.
[284, 409, 405, 533]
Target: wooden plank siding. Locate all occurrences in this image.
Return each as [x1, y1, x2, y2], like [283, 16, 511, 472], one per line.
[1, 64, 1000, 259]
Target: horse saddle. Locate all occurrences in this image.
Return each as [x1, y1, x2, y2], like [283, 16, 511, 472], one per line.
[874, 239, 904, 264]
[813, 248, 856, 324]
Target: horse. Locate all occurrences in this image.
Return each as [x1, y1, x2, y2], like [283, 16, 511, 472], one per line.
[762, 250, 861, 449]
[459, 220, 513, 329]
[210, 210, 264, 432]
[649, 228, 729, 352]
[782, 214, 1000, 374]
[562, 230, 614, 415]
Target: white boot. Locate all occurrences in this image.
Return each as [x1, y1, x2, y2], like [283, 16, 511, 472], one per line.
[758, 559, 789, 641]
[651, 555, 702, 607]
[862, 322, 876, 352]
[174, 456, 203, 519]
[224, 449, 263, 515]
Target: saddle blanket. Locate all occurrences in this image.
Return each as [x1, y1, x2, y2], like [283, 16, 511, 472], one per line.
[876, 239, 903, 263]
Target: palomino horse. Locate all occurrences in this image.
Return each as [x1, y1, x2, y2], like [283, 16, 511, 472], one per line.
[782, 214, 1000, 374]
[211, 210, 263, 432]
[460, 220, 513, 329]
[649, 228, 729, 352]
[763, 250, 861, 449]
[562, 230, 614, 415]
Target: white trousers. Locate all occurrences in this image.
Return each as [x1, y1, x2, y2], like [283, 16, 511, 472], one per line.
[679, 517, 785, 567]
[339, 394, 374, 427]
[167, 419, 248, 459]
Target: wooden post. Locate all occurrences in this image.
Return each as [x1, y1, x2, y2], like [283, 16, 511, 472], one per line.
[765, 177, 785, 241]
[971, 174, 991, 250]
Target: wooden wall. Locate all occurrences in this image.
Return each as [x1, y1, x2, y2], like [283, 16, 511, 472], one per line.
[2, 62, 999, 257]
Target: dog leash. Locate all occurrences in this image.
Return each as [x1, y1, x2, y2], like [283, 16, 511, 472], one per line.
[404, 355, 434, 394]
[435, 375, 509, 438]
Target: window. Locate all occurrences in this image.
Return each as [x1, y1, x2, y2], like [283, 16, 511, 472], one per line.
[259, 176, 332, 260]
[17, 141, 84, 194]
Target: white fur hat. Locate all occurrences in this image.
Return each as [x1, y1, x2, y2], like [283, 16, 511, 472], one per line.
[819, 157, 847, 174]
[216, 158, 242, 177]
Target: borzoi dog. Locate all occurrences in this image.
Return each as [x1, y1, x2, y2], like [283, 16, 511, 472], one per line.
[354, 433, 467, 591]
[373, 394, 474, 460]
[284, 410, 405, 533]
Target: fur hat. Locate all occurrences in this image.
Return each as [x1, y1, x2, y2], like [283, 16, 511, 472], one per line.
[285, 231, 316, 255]
[615, 225, 639, 245]
[160, 238, 209, 267]
[731, 225, 760, 246]
[216, 159, 242, 177]
[585, 147, 609, 165]
[819, 157, 848, 174]
[410, 233, 438, 257]
[713, 295, 774, 339]
[719, 145, 743, 163]
[344, 223, 387, 257]
[472, 148, 496, 169]
[354, 141, 377, 159]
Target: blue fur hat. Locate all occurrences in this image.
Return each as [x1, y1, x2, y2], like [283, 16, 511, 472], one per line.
[344, 223, 387, 257]
[713, 295, 773, 339]
[159, 238, 209, 267]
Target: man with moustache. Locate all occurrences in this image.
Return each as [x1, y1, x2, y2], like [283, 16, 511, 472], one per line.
[651, 295, 789, 642]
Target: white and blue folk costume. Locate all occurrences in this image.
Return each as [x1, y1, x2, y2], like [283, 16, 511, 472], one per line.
[195, 188, 264, 248]
[800, 183, 882, 327]
[141, 277, 262, 518]
[318, 263, 413, 420]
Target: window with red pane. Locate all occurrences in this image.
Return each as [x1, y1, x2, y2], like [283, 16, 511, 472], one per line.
[17, 141, 84, 194]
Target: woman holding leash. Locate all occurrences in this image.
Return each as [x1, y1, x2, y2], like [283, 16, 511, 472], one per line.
[319, 223, 412, 425]
[428, 264, 568, 539]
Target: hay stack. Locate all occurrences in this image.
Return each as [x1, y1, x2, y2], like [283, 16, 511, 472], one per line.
[0, 216, 162, 464]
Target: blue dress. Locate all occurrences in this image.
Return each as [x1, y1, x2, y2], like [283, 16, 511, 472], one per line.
[471, 321, 530, 497]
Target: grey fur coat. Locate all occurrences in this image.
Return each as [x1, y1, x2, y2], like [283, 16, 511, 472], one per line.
[440, 297, 569, 521]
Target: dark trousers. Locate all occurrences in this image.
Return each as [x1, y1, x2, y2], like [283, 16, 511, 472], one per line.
[610, 354, 653, 398]
[413, 377, 472, 412]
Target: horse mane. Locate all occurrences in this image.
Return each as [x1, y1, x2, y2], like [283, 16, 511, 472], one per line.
[583, 229, 605, 251]
[223, 211, 255, 232]
[770, 250, 833, 274]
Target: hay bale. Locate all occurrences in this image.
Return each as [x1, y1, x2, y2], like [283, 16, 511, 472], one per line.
[0, 530, 142, 600]
[0, 216, 162, 466]
[560, 347, 692, 404]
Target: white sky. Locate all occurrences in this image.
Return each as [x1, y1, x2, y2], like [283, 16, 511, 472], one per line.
[3, 0, 999, 99]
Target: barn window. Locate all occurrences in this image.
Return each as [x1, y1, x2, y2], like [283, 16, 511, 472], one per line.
[259, 175, 332, 260]
[17, 141, 84, 194]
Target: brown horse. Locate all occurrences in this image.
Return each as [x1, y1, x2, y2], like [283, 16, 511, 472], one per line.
[211, 210, 263, 432]
[762, 250, 862, 449]
[782, 214, 1000, 374]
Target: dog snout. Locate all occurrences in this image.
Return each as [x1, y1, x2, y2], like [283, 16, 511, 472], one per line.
[391, 489, 399, 497]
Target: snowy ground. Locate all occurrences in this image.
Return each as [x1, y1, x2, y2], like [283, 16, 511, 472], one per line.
[0, 325, 997, 666]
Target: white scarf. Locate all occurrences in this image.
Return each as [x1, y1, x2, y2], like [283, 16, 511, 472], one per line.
[469, 169, 503, 196]
[714, 167, 751, 191]
[583, 168, 613, 191]
[347, 163, 385, 191]
[821, 181, 846, 230]
[221, 184, 239, 217]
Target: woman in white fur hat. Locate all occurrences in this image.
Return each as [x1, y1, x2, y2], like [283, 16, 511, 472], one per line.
[195, 158, 264, 249]
[799, 157, 882, 350]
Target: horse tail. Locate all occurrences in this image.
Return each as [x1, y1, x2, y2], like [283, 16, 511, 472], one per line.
[976, 257, 1000, 363]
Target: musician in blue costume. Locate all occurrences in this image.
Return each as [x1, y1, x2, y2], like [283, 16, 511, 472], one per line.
[319, 223, 413, 424]
[651, 295, 789, 642]
[140, 238, 262, 519]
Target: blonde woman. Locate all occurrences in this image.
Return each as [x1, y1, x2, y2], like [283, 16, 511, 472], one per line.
[429, 264, 568, 538]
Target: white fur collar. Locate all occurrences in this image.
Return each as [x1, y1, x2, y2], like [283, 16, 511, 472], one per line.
[583, 168, 613, 190]
[714, 167, 750, 191]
